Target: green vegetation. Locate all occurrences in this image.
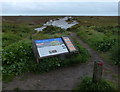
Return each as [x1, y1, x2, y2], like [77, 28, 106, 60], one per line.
[13, 87, 20, 91]
[68, 23, 119, 65]
[76, 26, 117, 52]
[93, 25, 120, 35]
[2, 38, 89, 82]
[66, 18, 74, 24]
[2, 40, 33, 75]
[2, 22, 36, 47]
[43, 26, 66, 34]
[74, 16, 118, 26]
[2, 21, 90, 82]
[110, 42, 120, 65]
[73, 77, 117, 92]
[2, 16, 119, 85]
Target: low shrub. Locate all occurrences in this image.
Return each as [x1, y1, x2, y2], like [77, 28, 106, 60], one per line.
[93, 37, 116, 52]
[2, 33, 22, 47]
[2, 40, 33, 76]
[73, 77, 117, 92]
[3, 22, 36, 34]
[77, 29, 116, 52]
[67, 24, 81, 32]
[32, 33, 51, 40]
[110, 41, 120, 65]
[2, 22, 36, 48]
[42, 26, 66, 34]
[2, 39, 90, 81]
[94, 25, 120, 35]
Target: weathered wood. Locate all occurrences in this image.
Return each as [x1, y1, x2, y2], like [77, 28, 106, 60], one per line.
[36, 58, 39, 63]
[93, 60, 104, 83]
[32, 40, 40, 63]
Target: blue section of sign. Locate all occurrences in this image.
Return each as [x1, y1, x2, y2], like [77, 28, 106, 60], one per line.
[35, 38, 63, 43]
[34, 37, 69, 57]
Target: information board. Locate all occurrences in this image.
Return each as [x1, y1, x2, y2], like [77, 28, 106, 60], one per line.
[62, 37, 76, 52]
[35, 38, 69, 58]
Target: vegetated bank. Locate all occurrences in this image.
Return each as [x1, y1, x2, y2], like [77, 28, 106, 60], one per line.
[68, 16, 119, 66]
[2, 19, 90, 82]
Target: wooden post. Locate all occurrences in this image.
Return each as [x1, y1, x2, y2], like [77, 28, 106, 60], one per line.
[32, 40, 40, 63]
[36, 58, 39, 63]
[93, 60, 104, 83]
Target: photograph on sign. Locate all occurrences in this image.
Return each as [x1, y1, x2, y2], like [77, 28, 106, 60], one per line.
[62, 37, 76, 52]
[35, 38, 69, 57]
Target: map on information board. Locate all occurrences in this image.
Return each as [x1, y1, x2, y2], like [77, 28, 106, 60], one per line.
[35, 38, 69, 57]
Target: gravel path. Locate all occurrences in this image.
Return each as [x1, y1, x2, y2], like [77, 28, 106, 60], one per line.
[2, 33, 118, 90]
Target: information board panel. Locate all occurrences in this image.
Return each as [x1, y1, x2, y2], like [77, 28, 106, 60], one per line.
[62, 37, 77, 52]
[35, 38, 69, 58]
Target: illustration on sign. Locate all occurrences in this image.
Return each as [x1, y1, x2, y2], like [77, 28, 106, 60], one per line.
[35, 38, 69, 57]
[62, 37, 76, 52]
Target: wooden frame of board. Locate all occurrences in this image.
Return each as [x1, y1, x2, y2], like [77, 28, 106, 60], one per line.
[32, 36, 78, 63]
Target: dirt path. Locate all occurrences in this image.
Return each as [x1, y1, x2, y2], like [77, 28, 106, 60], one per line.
[70, 32, 118, 85]
[3, 32, 118, 90]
